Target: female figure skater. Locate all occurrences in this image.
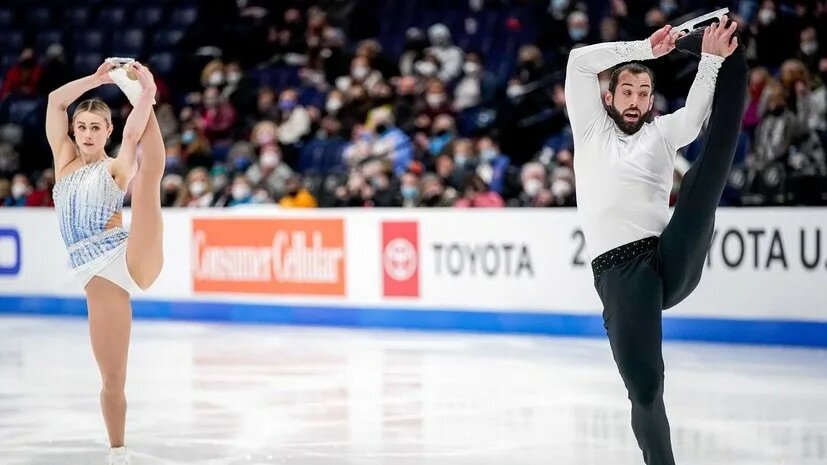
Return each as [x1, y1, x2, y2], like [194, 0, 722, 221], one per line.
[46, 61, 165, 464]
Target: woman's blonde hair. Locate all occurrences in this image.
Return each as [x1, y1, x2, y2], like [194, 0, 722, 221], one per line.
[71, 99, 112, 128]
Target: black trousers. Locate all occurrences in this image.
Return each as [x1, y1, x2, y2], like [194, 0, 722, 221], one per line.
[593, 42, 749, 464]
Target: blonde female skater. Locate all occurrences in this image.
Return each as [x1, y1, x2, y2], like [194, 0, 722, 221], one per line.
[46, 61, 164, 464]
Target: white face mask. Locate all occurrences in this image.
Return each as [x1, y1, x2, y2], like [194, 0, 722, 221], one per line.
[551, 179, 573, 199]
[351, 65, 369, 80]
[253, 190, 270, 203]
[232, 184, 250, 200]
[415, 60, 437, 77]
[189, 180, 207, 196]
[524, 178, 542, 196]
[227, 71, 242, 84]
[801, 42, 818, 56]
[11, 183, 28, 198]
[260, 152, 280, 168]
[506, 84, 523, 98]
[208, 71, 224, 86]
[463, 61, 481, 76]
[326, 98, 343, 113]
[426, 93, 445, 108]
[758, 9, 775, 25]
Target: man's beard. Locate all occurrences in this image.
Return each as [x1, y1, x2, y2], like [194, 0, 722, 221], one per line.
[606, 104, 651, 135]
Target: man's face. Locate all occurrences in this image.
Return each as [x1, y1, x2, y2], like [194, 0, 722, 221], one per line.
[604, 70, 654, 135]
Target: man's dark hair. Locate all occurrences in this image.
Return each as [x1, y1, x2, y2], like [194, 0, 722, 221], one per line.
[608, 62, 656, 95]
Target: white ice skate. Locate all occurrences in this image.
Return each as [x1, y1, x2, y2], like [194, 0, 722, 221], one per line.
[673, 7, 729, 34]
[107, 446, 131, 465]
[105, 57, 156, 106]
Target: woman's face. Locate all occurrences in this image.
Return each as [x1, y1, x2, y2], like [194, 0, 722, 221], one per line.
[72, 111, 110, 156]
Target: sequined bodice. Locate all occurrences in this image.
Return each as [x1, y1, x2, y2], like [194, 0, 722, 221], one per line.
[53, 159, 129, 268]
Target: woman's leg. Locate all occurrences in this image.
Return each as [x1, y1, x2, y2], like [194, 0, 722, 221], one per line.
[85, 277, 132, 447]
[126, 111, 165, 289]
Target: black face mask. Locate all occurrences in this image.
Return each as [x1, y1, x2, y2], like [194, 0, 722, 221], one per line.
[769, 105, 785, 116]
[421, 193, 440, 206]
[375, 123, 389, 134]
[162, 191, 177, 206]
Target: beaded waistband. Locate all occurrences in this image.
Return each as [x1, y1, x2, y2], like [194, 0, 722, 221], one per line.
[591, 236, 659, 281]
[66, 227, 127, 254]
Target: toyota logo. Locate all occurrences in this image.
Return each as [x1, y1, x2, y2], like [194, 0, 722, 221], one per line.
[383, 238, 417, 281]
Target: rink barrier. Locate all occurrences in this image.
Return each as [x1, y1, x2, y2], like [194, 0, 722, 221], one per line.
[0, 208, 825, 347]
[0, 296, 825, 347]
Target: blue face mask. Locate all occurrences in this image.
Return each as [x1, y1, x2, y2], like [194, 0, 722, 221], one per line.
[430, 133, 452, 155]
[401, 185, 419, 199]
[454, 154, 469, 167]
[279, 99, 297, 111]
[660, 1, 677, 15]
[165, 154, 180, 169]
[550, 0, 569, 13]
[480, 149, 498, 163]
[234, 156, 252, 171]
[569, 27, 588, 41]
[182, 130, 195, 145]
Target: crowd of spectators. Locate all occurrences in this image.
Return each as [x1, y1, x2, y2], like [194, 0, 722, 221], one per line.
[0, 0, 825, 209]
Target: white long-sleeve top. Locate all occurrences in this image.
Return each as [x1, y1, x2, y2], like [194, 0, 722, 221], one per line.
[566, 40, 725, 260]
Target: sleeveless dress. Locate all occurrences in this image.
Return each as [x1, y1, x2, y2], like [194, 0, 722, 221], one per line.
[53, 158, 140, 294]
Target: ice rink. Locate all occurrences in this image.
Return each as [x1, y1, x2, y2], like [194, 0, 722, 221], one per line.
[1, 315, 825, 465]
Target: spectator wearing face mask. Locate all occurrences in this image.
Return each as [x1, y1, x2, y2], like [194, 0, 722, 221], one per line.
[754, 2, 799, 69]
[399, 170, 421, 207]
[566, 11, 596, 48]
[392, 76, 421, 133]
[6, 174, 31, 207]
[370, 108, 413, 177]
[336, 56, 383, 93]
[753, 83, 797, 171]
[276, 88, 312, 168]
[795, 27, 821, 75]
[182, 167, 215, 208]
[426, 24, 463, 82]
[453, 52, 497, 111]
[223, 61, 257, 118]
[200, 59, 227, 89]
[427, 114, 457, 157]
[0, 48, 42, 99]
[418, 173, 455, 207]
[179, 123, 213, 171]
[413, 53, 442, 80]
[225, 141, 256, 175]
[228, 174, 254, 206]
[421, 81, 455, 121]
[246, 143, 295, 197]
[475, 137, 511, 194]
[450, 138, 478, 178]
[160, 174, 184, 207]
[399, 28, 429, 76]
[276, 89, 311, 145]
[516, 162, 553, 207]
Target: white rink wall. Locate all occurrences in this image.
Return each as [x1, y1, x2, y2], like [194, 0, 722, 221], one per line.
[0, 208, 825, 346]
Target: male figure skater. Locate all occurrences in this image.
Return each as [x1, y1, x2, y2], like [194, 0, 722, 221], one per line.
[565, 13, 748, 465]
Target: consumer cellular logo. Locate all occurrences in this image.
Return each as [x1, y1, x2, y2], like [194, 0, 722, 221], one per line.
[0, 229, 21, 275]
